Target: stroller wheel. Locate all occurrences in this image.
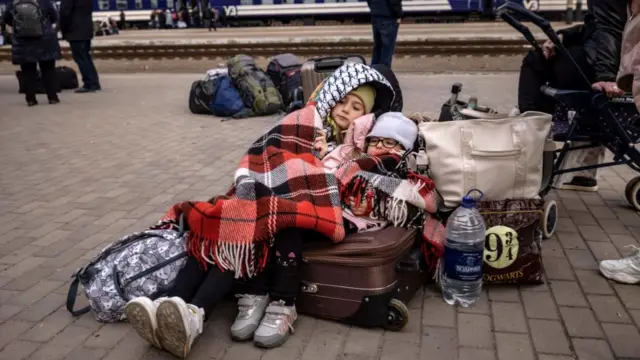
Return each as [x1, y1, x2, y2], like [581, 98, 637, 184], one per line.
[624, 177, 640, 211]
[542, 200, 558, 239]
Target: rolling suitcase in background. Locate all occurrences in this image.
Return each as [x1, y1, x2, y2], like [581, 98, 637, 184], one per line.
[297, 226, 427, 331]
[266, 53, 302, 108]
[301, 55, 366, 101]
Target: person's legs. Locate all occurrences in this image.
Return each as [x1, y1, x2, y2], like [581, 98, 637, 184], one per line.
[69, 40, 101, 92]
[370, 17, 383, 66]
[125, 256, 206, 350]
[19, 62, 38, 106]
[39, 60, 59, 103]
[517, 50, 555, 113]
[253, 228, 303, 348]
[551, 45, 603, 191]
[156, 262, 235, 358]
[376, 17, 399, 69]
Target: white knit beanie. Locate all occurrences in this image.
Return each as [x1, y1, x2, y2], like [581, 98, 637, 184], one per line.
[367, 112, 418, 150]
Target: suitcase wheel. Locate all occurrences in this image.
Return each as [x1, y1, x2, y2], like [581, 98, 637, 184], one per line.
[384, 298, 409, 331]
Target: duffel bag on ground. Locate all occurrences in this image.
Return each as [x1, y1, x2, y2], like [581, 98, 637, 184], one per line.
[16, 66, 79, 94]
[189, 79, 215, 115]
[210, 75, 250, 118]
[66, 217, 189, 323]
[227, 54, 283, 116]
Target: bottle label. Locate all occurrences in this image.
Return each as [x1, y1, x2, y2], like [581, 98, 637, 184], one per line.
[443, 243, 483, 282]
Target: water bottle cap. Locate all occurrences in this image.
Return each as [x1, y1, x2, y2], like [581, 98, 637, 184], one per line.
[461, 195, 475, 208]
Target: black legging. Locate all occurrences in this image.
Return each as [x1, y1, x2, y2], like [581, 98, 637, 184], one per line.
[168, 228, 307, 319]
[517, 45, 593, 114]
[168, 257, 235, 320]
[248, 228, 305, 306]
[20, 60, 59, 103]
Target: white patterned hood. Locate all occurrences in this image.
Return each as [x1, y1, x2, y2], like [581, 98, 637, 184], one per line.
[315, 63, 396, 120]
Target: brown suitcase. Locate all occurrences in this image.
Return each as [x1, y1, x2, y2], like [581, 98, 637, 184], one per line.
[301, 55, 366, 101]
[297, 227, 427, 331]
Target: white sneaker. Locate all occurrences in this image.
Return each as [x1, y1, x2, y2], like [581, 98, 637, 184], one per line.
[230, 294, 269, 341]
[155, 297, 204, 358]
[599, 245, 640, 284]
[253, 300, 297, 348]
[125, 296, 167, 349]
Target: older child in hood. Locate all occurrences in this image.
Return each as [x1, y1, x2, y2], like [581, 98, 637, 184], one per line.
[228, 63, 396, 349]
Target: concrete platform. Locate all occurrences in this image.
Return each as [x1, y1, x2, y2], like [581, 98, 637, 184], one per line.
[0, 72, 639, 360]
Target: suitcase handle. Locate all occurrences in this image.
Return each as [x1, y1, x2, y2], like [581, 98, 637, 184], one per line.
[308, 55, 367, 71]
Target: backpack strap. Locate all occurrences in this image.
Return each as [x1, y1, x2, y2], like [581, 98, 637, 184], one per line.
[66, 270, 91, 316]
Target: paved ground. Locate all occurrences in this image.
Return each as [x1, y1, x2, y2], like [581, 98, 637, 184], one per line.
[0, 72, 639, 360]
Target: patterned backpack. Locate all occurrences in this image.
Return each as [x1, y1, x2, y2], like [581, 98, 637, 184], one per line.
[66, 216, 189, 323]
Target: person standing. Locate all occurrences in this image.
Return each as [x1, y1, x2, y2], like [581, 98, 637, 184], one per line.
[2, 0, 61, 106]
[366, 0, 402, 68]
[60, 0, 102, 92]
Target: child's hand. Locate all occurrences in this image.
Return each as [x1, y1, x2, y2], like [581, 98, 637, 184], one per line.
[348, 196, 369, 216]
[314, 129, 328, 158]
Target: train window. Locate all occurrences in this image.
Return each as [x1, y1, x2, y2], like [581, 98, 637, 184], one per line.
[261, 0, 273, 4]
[135, 0, 143, 9]
[150, 0, 158, 8]
[116, 0, 127, 9]
[240, 0, 251, 4]
[167, 0, 174, 8]
[98, 0, 110, 9]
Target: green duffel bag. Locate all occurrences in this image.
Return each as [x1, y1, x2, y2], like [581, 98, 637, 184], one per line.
[227, 54, 283, 116]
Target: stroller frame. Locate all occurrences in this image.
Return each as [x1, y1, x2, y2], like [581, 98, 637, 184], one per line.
[498, 2, 640, 212]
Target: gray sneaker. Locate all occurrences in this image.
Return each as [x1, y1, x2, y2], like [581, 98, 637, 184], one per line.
[230, 294, 269, 341]
[253, 300, 297, 348]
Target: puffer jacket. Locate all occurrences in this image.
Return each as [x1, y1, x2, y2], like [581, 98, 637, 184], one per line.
[2, 0, 62, 65]
[616, 6, 640, 112]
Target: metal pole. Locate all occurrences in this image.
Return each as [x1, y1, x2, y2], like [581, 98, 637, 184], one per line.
[565, 0, 574, 24]
[574, 0, 583, 22]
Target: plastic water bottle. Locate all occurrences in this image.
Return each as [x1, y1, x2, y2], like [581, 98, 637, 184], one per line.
[440, 190, 486, 307]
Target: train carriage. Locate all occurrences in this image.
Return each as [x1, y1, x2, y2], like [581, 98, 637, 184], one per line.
[0, 0, 576, 27]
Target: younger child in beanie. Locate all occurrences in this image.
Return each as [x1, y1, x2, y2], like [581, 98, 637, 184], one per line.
[335, 112, 419, 233]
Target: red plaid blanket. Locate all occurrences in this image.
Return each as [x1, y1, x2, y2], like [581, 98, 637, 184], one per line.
[164, 106, 444, 278]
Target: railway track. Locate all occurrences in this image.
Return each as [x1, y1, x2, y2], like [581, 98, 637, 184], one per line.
[0, 38, 542, 62]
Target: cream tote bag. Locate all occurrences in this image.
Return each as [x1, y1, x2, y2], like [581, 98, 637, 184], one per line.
[418, 111, 552, 208]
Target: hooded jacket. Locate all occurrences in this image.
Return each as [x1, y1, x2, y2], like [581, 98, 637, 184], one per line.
[617, 8, 640, 112]
[309, 63, 395, 152]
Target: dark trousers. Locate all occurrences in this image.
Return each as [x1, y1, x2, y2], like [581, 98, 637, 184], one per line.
[168, 257, 235, 320]
[20, 60, 58, 103]
[371, 16, 399, 69]
[69, 40, 101, 90]
[205, 19, 216, 31]
[518, 45, 593, 113]
[247, 228, 306, 306]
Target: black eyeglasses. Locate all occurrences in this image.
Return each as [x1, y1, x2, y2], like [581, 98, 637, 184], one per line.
[368, 137, 399, 148]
